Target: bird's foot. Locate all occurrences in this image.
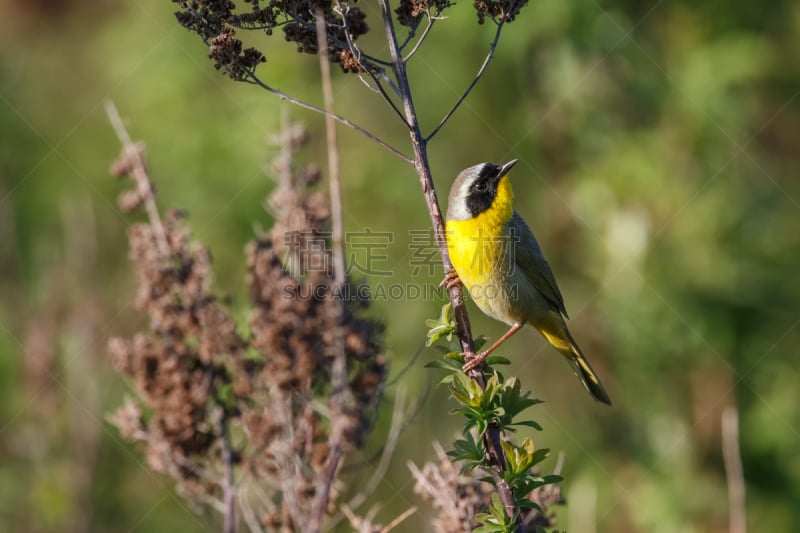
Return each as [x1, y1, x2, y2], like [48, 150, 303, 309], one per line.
[462, 351, 489, 373]
[440, 268, 462, 291]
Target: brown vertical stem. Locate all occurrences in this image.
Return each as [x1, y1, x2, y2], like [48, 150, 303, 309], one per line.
[722, 406, 747, 533]
[221, 413, 236, 533]
[307, 11, 348, 533]
[376, 1, 519, 528]
[105, 100, 170, 257]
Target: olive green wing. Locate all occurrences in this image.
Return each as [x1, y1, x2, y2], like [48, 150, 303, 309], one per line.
[509, 212, 569, 318]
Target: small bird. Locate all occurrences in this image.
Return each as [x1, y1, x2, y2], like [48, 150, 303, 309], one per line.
[444, 159, 611, 405]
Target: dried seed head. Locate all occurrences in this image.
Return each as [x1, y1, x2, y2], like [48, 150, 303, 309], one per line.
[173, 0, 372, 77]
[473, 0, 528, 24]
[208, 27, 265, 80]
[395, 0, 453, 26]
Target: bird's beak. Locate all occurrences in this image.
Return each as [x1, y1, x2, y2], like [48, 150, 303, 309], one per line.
[498, 159, 519, 178]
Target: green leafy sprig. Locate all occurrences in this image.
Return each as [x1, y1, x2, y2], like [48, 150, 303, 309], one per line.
[425, 303, 563, 531]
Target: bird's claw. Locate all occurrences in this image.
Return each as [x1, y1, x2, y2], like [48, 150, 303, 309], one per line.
[462, 351, 489, 373]
[440, 268, 462, 291]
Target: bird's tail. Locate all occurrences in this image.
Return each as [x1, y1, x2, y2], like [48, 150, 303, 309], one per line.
[538, 315, 612, 406]
[565, 349, 612, 406]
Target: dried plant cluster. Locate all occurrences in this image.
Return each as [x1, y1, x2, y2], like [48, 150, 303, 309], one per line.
[174, 0, 370, 78]
[410, 443, 563, 532]
[472, 0, 528, 24]
[107, 120, 386, 531]
[147, 0, 546, 529]
[172, 0, 524, 80]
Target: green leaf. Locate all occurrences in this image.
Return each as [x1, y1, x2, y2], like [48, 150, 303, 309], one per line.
[517, 500, 544, 513]
[493, 375, 544, 430]
[510, 420, 543, 431]
[437, 374, 455, 386]
[447, 432, 485, 473]
[473, 335, 488, 352]
[473, 522, 506, 533]
[449, 405, 482, 421]
[501, 437, 541, 477]
[485, 355, 511, 365]
[424, 303, 457, 346]
[440, 302, 453, 322]
[444, 351, 465, 361]
[530, 447, 550, 467]
[474, 493, 514, 532]
[424, 358, 462, 371]
[482, 374, 501, 407]
[511, 476, 546, 496]
[425, 325, 454, 346]
[449, 373, 479, 406]
[215, 382, 236, 409]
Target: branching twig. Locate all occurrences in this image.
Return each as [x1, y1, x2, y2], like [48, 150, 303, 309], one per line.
[233, 13, 393, 68]
[335, 1, 409, 126]
[425, 22, 504, 142]
[402, 16, 435, 63]
[397, 18, 422, 51]
[104, 100, 170, 256]
[244, 73, 413, 163]
[376, 1, 520, 529]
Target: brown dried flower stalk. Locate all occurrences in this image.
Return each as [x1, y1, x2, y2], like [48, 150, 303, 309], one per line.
[106, 106, 386, 532]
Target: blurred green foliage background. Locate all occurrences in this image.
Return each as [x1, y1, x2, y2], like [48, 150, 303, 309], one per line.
[1, 0, 799, 531]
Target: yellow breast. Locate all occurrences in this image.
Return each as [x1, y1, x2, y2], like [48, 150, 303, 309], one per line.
[446, 176, 514, 288]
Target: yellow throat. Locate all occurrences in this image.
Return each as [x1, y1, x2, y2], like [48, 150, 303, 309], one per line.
[446, 176, 514, 287]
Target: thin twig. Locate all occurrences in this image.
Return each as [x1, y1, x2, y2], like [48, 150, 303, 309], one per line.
[231, 18, 394, 68]
[381, 506, 418, 532]
[397, 11, 432, 52]
[359, 65, 407, 126]
[104, 100, 170, 257]
[317, 14, 347, 290]
[397, 20, 420, 51]
[307, 12, 349, 533]
[277, 108, 293, 191]
[387, 341, 426, 387]
[344, 389, 407, 513]
[425, 21, 504, 142]
[221, 413, 237, 533]
[336, 1, 409, 125]
[341, 383, 430, 478]
[238, 488, 266, 533]
[375, 1, 520, 529]
[722, 406, 747, 533]
[244, 72, 413, 164]
[554, 450, 565, 476]
[402, 16, 435, 63]
[359, 66, 405, 103]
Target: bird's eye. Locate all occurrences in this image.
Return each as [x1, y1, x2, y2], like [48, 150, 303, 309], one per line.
[474, 181, 488, 192]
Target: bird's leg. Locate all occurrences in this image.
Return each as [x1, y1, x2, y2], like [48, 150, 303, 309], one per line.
[439, 267, 462, 290]
[463, 323, 524, 372]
